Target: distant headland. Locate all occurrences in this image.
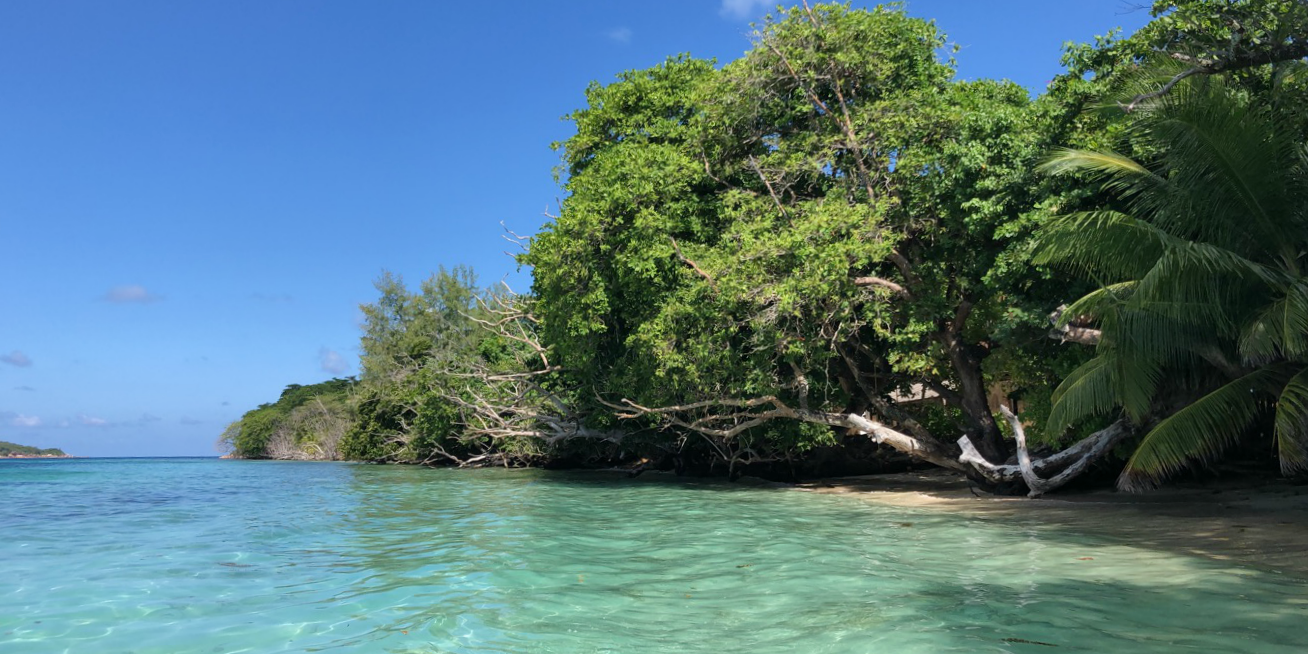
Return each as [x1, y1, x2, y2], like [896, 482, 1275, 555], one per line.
[0, 440, 70, 458]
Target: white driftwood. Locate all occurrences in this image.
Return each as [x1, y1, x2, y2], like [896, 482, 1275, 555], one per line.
[608, 394, 1134, 495]
[1048, 304, 1102, 345]
[844, 413, 967, 472]
[1001, 405, 1050, 496]
[995, 405, 1133, 497]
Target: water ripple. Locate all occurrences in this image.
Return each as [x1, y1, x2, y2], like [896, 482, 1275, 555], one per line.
[2, 460, 1305, 653]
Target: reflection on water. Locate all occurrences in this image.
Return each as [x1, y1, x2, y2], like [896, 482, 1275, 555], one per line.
[1, 459, 1305, 653]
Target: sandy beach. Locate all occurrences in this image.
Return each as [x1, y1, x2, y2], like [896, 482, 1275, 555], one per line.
[795, 470, 1308, 577]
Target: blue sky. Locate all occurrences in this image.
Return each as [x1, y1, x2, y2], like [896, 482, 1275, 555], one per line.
[0, 1, 1153, 457]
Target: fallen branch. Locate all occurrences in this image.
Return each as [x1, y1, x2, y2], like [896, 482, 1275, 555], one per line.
[610, 392, 1135, 494]
[1002, 405, 1051, 497]
[607, 395, 967, 472]
[962, 408, 1134, 496]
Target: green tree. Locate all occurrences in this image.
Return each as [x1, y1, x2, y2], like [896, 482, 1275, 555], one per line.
[221, 378, 357, 459]
[342, 266, 485, 462]
[1121, 0, 1308, 109]
[524, 4, 1101, 483]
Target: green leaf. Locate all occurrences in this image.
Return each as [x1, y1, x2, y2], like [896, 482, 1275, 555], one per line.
[1121, 366, 1286, 491]
[1274, 366, 1308, 474]
[1047, 356, 1118, 436]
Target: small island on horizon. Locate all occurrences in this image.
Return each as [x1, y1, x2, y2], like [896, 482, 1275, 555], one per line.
[0, 440, 70, 459]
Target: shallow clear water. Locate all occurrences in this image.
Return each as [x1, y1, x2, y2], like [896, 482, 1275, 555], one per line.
[2, 459, 1305, 653]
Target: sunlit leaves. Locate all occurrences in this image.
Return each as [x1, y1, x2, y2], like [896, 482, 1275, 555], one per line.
[525, 3, 1080, 461]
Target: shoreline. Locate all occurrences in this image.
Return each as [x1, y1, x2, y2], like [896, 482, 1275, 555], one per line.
[794, 469, 1308, 577]
[221, 457, 1308, 576]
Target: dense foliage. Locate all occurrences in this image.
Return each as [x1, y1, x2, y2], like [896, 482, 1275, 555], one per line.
[219, 378, 356, 459]
[1038, 72, 1308, 489]
[225, 1, 1308, 492]
[522, 3, 1114, 477]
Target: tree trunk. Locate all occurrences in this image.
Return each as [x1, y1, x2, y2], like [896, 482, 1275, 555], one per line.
[943, 333, 1008, 463]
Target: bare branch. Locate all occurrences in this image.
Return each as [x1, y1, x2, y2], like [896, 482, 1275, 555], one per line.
[669, 236, 717, 290]
[885, 250, 921, 289]
[1002, 404, 1051, 497]
[609, 390, 1135, 493]
[1052, 325, 1103, 346]
[789, 361, 810, 411]
[961, 413, 1134, 493]
[852, 276, 908, 297]
[747, 155, 791, 222]
[607, 394, 966, 471]
[500, 220, 533, 251]
[1122, 39, 1308, 112]
[1120, 66, 1204, 112]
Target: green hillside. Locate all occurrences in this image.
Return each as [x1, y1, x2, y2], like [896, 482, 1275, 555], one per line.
[0, 440, 67, 457]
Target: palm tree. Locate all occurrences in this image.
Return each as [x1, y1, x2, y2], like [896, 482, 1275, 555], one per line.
[1035, 75, 1308, 490]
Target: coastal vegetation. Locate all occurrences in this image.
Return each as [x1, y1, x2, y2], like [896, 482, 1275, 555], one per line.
[0, 440, 67, 458]
[219, 378, 355, 460]
[222, 0, 1308, 494]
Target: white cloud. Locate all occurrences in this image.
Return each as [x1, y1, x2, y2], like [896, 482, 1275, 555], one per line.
[180, 416, 204, 426]
[10, 414, 41, 428]
[13, 385, 35, 392]
[721, 0, 771, 19]
[319, 347, 348, 375]
[1, 350, 32, 367]
[79, 414, 108, 427]
[104, 284, 161, 304]
[606, 27, 632, 43]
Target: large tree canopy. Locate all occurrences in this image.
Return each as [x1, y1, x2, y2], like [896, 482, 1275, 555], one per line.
[522, 4, 1102, 482]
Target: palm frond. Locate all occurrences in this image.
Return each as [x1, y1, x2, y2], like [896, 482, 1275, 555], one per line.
[1033, 211, 1167, 282]
[1039, 148, 1174, 214]
[1238, 282, 1308, 365]
[1058, 282, 1136, 326]
[1128, 242, 1279, 335]
[1109, 307, 1210, 372]
[1139, 87, 1301, 256]
[1046, 71, 1308, 488]
[1120, 367, 1285, 491]
[1046, 356, 1118, 437]
[1275, 60, 1308, 88]
[1274, 366, 1308, 475]
[1110, 345, 1164, 423]
[1038, 148, 1149, 178]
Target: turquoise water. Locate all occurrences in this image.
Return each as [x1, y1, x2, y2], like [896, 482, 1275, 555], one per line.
[2, 459, 1305, 653]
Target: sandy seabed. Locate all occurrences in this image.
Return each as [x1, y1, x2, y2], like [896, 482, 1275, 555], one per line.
[795, 470, 1308, 576]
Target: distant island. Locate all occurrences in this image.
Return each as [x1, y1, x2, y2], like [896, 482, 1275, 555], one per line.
[0, 440, 69, 458]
